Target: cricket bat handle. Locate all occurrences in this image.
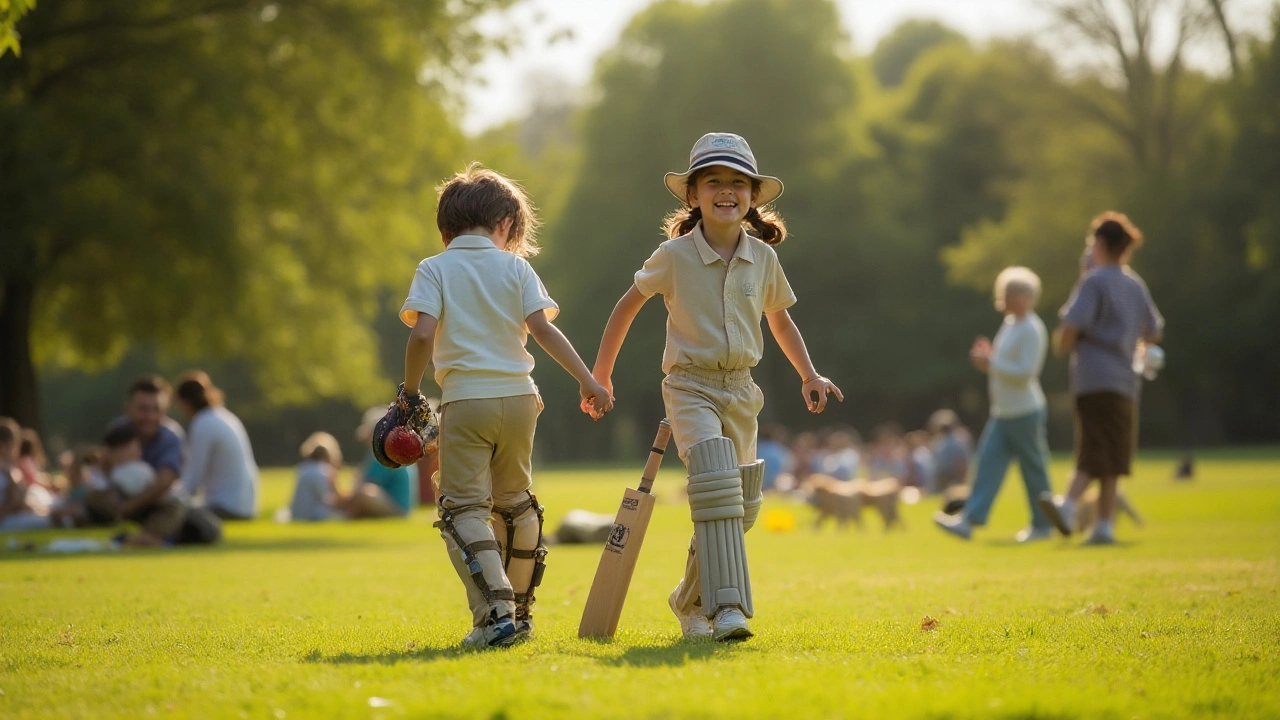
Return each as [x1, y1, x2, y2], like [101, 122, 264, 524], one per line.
[637, 419, 672, 495]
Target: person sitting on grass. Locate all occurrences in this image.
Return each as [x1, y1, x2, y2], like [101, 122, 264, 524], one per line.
[289, 431, 402, 522]
[48, 446, 104, 528]
[96, 424, 188, 547]
[101, 375, 187, 531]
[0, 417, 53, 531]
[175, 371, 260, 521]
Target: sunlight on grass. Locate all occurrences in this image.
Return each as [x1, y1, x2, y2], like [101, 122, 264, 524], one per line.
[1, 454, 1278, 718]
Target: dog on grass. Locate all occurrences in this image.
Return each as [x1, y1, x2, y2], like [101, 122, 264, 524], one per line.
[807, 474, 904, 531]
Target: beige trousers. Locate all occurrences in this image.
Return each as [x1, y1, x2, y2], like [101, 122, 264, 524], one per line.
[662, 367, 763, 615]
[436, 393, 542, 625]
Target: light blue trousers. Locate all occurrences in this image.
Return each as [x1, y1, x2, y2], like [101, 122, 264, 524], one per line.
[962, 408, 1052, 529]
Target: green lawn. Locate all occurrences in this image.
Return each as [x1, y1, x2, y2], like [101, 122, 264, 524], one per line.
[2, 452, 1278, 719]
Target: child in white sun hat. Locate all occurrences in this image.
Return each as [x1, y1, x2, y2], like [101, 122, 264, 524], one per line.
[584, 132, 843, 641]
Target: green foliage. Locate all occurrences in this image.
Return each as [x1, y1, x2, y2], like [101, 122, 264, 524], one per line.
[870, 18, 965, 88]
[0, 0, 35, 57]
[1, 453, 1279, 718]
[0, 0, 505, 422]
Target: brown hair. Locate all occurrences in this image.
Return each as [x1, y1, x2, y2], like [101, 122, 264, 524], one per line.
[435, 163, 540, 257]
[127, 374, 171, 400]
[1089, 211, 1144, 259]
[175, 370, 225, 412]
[299, 431, 343, 467]
[19, 429, 47, 467]
[662, 168, 787, 245]
[0, 417, 18, 448]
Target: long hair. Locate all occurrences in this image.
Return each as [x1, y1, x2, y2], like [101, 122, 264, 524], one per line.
[175, 370, 225, 412]
[661, 169, 787, 245]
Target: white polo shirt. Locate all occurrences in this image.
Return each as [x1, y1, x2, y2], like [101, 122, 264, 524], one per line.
[400, 235, 559, 404]
[634, 224, 796, 373]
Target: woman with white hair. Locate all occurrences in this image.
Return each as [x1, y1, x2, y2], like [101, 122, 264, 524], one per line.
[935, 266, 1054, 542]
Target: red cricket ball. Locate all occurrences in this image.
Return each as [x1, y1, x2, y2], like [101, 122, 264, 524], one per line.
[384, 426, 425, 466]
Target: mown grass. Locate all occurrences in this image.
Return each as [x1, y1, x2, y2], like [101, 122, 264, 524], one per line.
[2, 452, 1277, 719]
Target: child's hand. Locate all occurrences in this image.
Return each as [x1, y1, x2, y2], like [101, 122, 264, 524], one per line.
[580, 379, 614, 420]
[969, 336, 991, 372]
[802, 375, 843, 414]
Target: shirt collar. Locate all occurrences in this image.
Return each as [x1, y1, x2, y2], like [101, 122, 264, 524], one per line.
[447, 234, 498, 250]
[691, 223, 755, 265]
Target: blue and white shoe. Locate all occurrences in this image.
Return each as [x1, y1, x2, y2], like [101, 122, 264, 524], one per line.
[460, 614, 520, 649]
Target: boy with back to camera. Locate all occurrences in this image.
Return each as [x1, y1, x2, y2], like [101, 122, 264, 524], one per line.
[396, 164, 612, 648]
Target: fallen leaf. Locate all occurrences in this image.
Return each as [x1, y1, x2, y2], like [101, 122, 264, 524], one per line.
[1091, 604, 1113, 615]
[921, 615, 940, 632]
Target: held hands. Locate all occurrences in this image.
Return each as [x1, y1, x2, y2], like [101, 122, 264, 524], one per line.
[802, 375, 844, 414]
[579, 376, 614, 421]
[969, 337, 991, 373]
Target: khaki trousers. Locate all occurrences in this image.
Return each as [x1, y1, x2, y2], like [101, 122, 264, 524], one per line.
[662, 367, 763, 615]
[436, 393, 542, 625]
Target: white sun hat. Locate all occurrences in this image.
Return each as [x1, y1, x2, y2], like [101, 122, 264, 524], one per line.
[664, 132, 784, 207]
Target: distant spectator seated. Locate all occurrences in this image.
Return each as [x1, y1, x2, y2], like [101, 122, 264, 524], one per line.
[928, 409, 972, 492]
[87, 425, 188, 547]
[175, 371, 260, 520]
[0, 417, 53, 531]
[867, 423, 907, 481]
[49, 446, 103, 528]
[902, 430, 937, 493]
[354, 407, 415, 515]
[105, 375, 187, 529]
[18, 429, 55, 491]
[757, 424, 795, 492]
[289, 432, 402, 521]
[819, 428, 862, 482]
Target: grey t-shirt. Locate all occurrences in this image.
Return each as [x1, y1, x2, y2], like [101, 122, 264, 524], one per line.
[290, 460, 334, 522]
[1059, 265, 1164, 398]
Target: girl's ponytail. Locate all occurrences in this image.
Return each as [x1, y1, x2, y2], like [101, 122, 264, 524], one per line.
[745, 206, 786, 245]
[662, 206, 703, 239]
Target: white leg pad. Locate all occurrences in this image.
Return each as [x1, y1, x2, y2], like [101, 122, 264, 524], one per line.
[741, 460, 765, 532]
[435, 498, 516, 621]
[686, 437, 752, 618]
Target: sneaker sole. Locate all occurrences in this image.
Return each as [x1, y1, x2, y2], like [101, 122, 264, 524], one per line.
[1038, 495, 1073, 536]
[714, 626, 753, 642]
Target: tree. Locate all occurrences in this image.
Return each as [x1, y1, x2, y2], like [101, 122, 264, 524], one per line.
[0, 0, 36, 56]
[871, 19, 965, 88]
[0, 0, 508, 429]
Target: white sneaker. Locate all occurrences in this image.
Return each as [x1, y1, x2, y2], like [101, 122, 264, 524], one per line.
[1084, 522, 1116, 546]
[1038, 492, 1075, 536]
[934, 512, 973, 540]
[668, 583, 712, 639]
[712, 607, 753, 642]
[1015, 526, 1053, 543]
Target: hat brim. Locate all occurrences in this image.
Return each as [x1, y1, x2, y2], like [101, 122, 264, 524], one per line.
[665, 158, 784, 207]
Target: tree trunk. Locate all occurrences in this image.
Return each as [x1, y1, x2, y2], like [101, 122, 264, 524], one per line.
[0, 277, 41, 432]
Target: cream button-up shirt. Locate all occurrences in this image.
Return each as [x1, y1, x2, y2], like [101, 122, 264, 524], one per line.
[634, 224, 796, 373]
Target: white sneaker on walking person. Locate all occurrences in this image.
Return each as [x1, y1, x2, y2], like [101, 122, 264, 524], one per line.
[1083, 519, 1116, 545]
[934, 512, 974, 540]
[668, 583, 712, 640]
[1038, 492, 1075, 536]
[1015, 526, 1054, 543]
[712, 607, 753, 642]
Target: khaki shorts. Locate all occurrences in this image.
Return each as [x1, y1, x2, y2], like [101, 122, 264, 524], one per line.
[1074, 391, 1135, 478]
[437, 394, 542, 509]
[662, 366, 764, 467]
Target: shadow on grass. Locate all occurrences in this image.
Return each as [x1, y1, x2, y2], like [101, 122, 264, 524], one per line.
[303, 645, 466, 665]
[583, 637, 751, 667]
[0, 536, 375, 563]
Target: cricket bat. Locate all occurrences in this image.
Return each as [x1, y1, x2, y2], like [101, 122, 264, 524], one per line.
[578, 418, 672, 639]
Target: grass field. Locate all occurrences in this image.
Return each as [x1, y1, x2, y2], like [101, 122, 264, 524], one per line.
[2, 451, 1278, 719]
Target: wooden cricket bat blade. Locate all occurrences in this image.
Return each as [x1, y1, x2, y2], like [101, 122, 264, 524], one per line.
[578, 419, 671, 639]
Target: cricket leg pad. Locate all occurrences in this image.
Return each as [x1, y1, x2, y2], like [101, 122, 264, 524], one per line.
[435, 498, 516, 621]
[686, 437, 753, 618]
[492, 491, 547, 623]
[741, 460, 765, 533]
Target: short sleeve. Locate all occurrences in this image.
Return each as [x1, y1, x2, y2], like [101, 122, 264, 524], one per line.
[399, 260, 443, 327]
[151, 428, 185, 475]
[521, 261, 560, 322]
[1059, 274, 1098, 329]
[761, 251, 797, 314]
[633, 244, 673, 298]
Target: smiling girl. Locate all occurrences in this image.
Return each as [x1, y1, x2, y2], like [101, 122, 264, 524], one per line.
[584, 133, 842, 641]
